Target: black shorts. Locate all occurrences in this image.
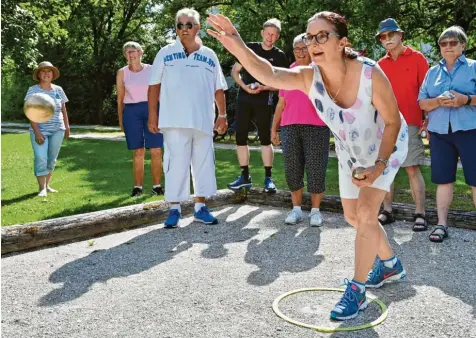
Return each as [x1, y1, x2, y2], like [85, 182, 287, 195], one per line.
[235, 100, 273, 146]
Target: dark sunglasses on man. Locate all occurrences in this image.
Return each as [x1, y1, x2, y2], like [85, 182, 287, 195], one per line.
[177, 22, 196, 30]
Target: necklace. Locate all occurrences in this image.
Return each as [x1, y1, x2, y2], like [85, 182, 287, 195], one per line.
[321, 59, 347, 103]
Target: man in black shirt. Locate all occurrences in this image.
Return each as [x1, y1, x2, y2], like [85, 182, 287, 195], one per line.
[228, 18, 289, 193]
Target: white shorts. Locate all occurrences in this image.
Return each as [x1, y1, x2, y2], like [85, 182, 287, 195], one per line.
[162, 128, 217, 202]
[338, 165, 399, 200]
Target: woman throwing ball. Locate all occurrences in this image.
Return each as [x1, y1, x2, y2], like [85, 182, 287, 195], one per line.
[208, 12, 408, 321]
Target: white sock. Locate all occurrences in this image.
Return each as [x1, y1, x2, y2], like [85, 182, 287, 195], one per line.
[195, 202, 205, 212]
[171, 204, 181, 212]
[311, 208, 320, 213]
[134, 186, 142, 189]
[153, 184, 161, 188]
[383, 256, 397, 268]
[293, 206, 302, 213]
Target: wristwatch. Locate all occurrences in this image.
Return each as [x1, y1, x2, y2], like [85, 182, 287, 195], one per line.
[218, 114, 227, 118]
[375, 158, 389, 168]
[466, 94, 472, 105]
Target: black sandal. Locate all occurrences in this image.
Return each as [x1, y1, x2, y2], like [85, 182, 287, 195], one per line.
[412, 213, 428, 232]
[429, 225, 449, 243]
[378, 210, 395, 225]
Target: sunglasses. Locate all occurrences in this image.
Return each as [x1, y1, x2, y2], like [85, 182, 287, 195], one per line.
[302, 31, 340, 46]
[439, 40, 459, 48]
[378, 31, 398, 41]
[293, 47, 308, 53]
[176, 22, 196, 30]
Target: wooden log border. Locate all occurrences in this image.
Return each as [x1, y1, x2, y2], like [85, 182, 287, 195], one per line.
[2, 188, 475, 254]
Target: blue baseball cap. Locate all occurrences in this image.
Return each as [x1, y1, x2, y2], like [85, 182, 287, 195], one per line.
[376, 18, 404, 41]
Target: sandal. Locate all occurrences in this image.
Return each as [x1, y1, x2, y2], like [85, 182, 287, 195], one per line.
[429, 225, 449, 243]
[378, 210, 395, 225]
[412, 213, 428, 232]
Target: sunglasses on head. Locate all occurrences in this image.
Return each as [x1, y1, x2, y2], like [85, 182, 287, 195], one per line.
[378, 31, 398, 41]
[439, 40, 459, 48]
[176, 22, 195, 30]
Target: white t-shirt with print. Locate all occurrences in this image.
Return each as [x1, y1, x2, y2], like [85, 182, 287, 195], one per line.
[149, 39, 228, 135]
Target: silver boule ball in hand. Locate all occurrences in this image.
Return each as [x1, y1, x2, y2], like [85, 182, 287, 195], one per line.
[352, 166, 367, 181]
[24, 93, 55, 123]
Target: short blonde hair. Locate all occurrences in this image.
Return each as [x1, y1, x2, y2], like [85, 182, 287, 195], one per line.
[263, 18, 281, 34]
[293, 33, 306, 48]
[175, 8, 200, 25]
[122, 41, 143, 53]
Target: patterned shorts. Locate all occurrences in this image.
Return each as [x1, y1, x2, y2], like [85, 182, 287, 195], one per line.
[280, 125, 330, 193]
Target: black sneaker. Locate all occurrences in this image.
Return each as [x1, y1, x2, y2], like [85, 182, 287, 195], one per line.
[152, 186, 164, 195]
[131, 187, 142, 197]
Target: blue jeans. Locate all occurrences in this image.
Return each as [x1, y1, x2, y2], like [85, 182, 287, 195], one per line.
[30, 130, 65, 176]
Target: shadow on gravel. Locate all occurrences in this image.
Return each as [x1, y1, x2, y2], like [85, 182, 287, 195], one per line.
[39, 205, 265, 306]
[245, 226, 323, 286]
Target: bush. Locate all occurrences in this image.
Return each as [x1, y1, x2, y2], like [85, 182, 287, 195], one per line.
[1, 57, 32, 122]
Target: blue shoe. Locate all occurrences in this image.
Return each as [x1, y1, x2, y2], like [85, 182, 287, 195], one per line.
[264, 176, 277, 194]
[330, 280, 368, 321]
[228, 175, 252, 190]
[164, 209, 181, 228]
[366, 257, 406, 288]
[194, 206, 218, 225]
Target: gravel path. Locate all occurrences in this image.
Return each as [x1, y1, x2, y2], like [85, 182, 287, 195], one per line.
[2, 205, 475, 338]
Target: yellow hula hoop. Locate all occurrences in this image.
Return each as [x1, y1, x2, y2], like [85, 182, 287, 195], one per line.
[272, 287, 388, 333]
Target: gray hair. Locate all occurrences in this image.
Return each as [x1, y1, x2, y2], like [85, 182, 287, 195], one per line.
[293, 33, 306, 48]
[439, 26, 468, 45]
[175, 8, 200, 25]
[263, 18, 281, 34]
[122, 41, 143, 53]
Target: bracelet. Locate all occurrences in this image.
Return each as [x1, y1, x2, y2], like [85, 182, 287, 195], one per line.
[375, 158, 389, 168]
[466, 94, 472, 106]
[218, 114, 227, 118]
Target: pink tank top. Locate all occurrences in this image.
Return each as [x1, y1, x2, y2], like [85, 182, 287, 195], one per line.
[122, 64, 151, 104]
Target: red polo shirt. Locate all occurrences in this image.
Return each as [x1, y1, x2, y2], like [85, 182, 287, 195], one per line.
[378, 46, 429, 127]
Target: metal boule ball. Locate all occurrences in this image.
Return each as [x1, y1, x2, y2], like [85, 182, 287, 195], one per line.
[24, 93, 55, 123]
[352, 166, 367, 181]
[250, 83, 257, 90]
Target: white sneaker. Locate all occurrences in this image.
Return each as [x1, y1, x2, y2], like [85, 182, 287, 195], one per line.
[47, 186, 58, 193]
[38, 189, 47, 197]
[285, 209, 303, 225]
[309, 210, 324, 227]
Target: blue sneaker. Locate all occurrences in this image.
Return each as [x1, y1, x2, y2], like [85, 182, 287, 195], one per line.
[366, 257, 406, 288]
[228, 175, 252, 190]
[264, 176, 277, 194]
[194, 206, 218, 225]
[330, 280, 368, 321]
[164, 209, 181, 228]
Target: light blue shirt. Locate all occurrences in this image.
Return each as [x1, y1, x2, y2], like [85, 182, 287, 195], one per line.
[418, 55, 476, 134]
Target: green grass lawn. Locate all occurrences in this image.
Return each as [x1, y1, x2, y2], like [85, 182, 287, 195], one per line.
[1, 133, 473, 226]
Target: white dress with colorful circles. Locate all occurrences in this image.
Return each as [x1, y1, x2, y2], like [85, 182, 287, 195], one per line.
[308, 57, 408, 199]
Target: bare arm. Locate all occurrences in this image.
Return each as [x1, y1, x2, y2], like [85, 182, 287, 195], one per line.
[207, 14, 311, 93]
[371, 66, 401, 168]
[116, 69, 125, 131]
[215, 89, 226, 115]
[214, 89, 227, 134]
[147, 84, 161, 133]
[231, 62, 247, 90]
[61, 103, 70, 140]
[272, 97, 285, 132]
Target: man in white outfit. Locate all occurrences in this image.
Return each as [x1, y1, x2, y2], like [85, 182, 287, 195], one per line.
[148, 8, 228, 228]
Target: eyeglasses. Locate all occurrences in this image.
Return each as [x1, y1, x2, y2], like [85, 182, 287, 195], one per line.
[378, 31, 397, 41]
[176, 22, 195, 30]
[302, 31, 340, 46]
[293, 47, 308, 53]
[439, 40, 459, 48]
[125, 50, 139, 55]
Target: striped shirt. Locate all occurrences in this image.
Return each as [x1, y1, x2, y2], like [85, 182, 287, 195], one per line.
[25, 84, 68, 132]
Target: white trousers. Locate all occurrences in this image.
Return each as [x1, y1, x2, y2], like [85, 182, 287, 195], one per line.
[162, 128, 217, 202]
